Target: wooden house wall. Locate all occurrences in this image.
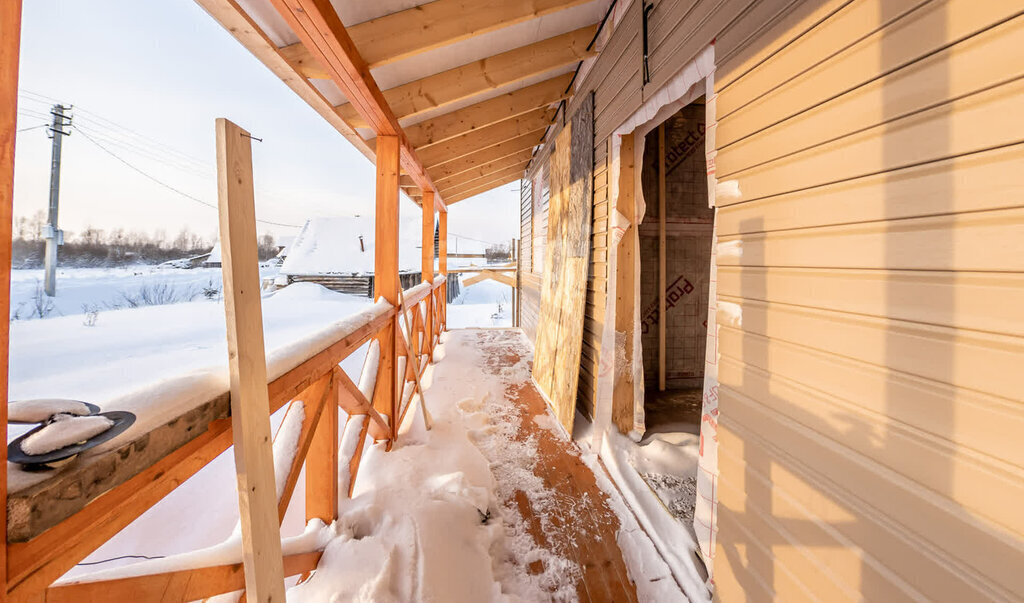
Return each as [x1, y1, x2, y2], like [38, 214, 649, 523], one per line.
[519, 0, 1024, 598]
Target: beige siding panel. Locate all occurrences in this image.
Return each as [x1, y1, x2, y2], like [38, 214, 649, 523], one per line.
[715, 143, 1024, 235]
[718, 16, 1024, 176]
[717, 0, 1023, 146]
[716, 207, 1024, 273]
[716, 326, 1024, 469]
[717, 394, 1022, 601]
[713, 0, 846, 89]
[520, 271, 542, 344]
[718, 297, 1023, 402]
[716, 420, 999, 602]
[646, 0, 756, 94]
[717, 77, 1024, 204]
[717, 266, 1024, 336]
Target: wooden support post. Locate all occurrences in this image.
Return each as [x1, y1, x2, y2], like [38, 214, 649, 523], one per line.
[657, 123, 666, 392]
[613, 134, 637, 434]
[1, 2, 20, 599]
[306, 374, 339, 523]
[373, 135, 401, 441]
[421, 190, 434, 350]
[438, 208, 448, 325]
[216, 117, 286, 602]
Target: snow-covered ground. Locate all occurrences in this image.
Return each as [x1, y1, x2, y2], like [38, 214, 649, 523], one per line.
[449, 277, 513, 328]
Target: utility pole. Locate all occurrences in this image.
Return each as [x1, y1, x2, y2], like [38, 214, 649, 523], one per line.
[43, 104, 71, 297]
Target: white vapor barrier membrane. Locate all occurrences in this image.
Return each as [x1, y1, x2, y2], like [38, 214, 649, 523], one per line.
[588, 43, 721, 589]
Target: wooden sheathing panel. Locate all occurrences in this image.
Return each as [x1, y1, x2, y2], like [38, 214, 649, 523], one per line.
[337, 25, 598, 126]
[532, 95, 593, 433]
[577, 136, 609, 420]
[710, 3, 1024, 600]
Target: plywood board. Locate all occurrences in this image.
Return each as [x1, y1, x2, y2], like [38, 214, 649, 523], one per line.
[532, 95, 594, 433]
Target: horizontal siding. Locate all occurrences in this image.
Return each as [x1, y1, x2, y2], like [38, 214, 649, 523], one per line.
[577, 137, 610, 419]
[712, 1, 1024, 600]
[520, 271, 542, 344]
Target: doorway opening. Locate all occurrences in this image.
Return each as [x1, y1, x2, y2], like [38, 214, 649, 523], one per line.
[633, 98, 712, 530]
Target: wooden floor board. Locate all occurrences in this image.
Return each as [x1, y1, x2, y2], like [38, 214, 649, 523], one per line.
[465, 328, 639, 603]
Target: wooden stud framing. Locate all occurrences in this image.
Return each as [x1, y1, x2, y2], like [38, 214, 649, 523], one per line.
[428, 132, 543, 182]
[418, 108, 555, 168]
[406, 74, 574, 149]
[337, 25, 597, 126]
[657, 123, 666, 392]
[613, 134, 637, 433]
[1, 2, 20, 599]
[373, 135, 401, 440]
[216, 118, 286, 601]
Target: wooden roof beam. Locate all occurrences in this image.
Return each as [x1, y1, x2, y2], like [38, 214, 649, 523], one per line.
[269, 0, 444, 209]
[280, 0, 593, 74]
[434, 150, 534, 189]
[406, 73, 573, 149]
[338, 24, 597, 126]
[428, 131, 544, 181]
[418, 107, 555, 168]
[447, 173, 523, 204]
[439, 162, 529, 198]
[194, 0, 374, 161]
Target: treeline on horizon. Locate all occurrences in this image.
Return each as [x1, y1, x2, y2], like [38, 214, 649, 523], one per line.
[11, 211, 278, 268]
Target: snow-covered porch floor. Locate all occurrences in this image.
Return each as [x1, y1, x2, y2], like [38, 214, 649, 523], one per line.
[423, 328, 639, 602]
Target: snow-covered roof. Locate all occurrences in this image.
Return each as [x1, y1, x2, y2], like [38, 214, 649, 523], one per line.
[280, 216, 421, 276]
[206, 242, 221, 265]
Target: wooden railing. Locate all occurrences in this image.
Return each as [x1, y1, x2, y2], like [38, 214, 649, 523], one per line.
[7, 277, 447, 601]
[3, 118, 451, 601]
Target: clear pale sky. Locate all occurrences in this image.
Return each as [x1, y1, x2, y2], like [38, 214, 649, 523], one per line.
[12, 1, 521, 247]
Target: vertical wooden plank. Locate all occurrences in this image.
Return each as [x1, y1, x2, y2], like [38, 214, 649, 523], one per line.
[373, 135, 400, 441]
[215, 118, 285, 602]
[421, 190, 434, 348]
[613, 134, 637, 434]
[438, 209, 448, 327]
[0, 2, 21, 598]
[657, 123, 666, 392]
[305, 371, 339, 524]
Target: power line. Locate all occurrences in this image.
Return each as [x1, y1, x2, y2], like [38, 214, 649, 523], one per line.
[72, 125, 302, 229]
[16, 124, 49, 133]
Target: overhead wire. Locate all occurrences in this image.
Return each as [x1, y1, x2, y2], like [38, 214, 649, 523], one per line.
[72, 124, 302, 229]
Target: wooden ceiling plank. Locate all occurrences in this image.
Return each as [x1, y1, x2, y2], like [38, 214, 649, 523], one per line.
[419, 107, 554, 168]
[439, 162, 529, 197]
[447, 173, 523, 204]
[434, 150, 535, 189]
[338, 24, 597, 126]
[352, 0, 595, 68]
[428, 131, 544, 181]
[406, 73, 573, 149]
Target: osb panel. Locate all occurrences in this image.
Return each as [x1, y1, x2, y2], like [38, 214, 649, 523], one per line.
[533, 97, 594, 433]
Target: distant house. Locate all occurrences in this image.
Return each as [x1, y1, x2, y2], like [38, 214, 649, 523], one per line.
[279, 216, 457, 297]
